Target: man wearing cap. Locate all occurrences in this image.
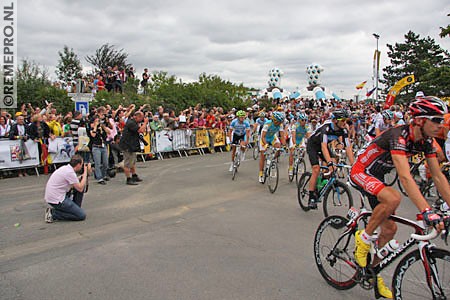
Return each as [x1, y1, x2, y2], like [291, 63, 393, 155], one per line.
[162, 113, 177, 130]
[9, 114, 29, 177]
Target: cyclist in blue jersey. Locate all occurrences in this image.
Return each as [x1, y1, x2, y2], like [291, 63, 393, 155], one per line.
[228, 110, 251, 172]
[258, 111, 286, 183]
[288, 112, 310, 176]
[254, 111, 267, 136]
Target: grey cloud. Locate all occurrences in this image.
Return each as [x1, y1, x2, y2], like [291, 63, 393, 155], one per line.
[17, 0, 450, 98]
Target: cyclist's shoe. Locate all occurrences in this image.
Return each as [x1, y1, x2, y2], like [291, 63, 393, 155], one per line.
[308, 199, 318, 209]
[374, 275, 393, 299]
[258, 171, 264, 183]
[288, 166, 293, 176]
[354, 230, 371, 268]
[229, 163, 234, 172]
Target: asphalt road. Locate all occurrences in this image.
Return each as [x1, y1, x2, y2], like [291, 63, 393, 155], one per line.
[0, 151, 433, 300]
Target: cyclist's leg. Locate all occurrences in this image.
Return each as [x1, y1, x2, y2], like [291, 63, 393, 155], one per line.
[239, 138, 246, 160]
[258, 138, 266, 182]
[307, 143, 321, 208]
[288, 139, 295, 170]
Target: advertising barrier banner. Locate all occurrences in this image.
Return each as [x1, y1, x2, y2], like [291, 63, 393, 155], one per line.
[155, 130, 173, 153]
[47, 137, 75, 164]
[208, 129, 226, 147]
[0, 139, 39, 169]
[195, 129, 209, 148]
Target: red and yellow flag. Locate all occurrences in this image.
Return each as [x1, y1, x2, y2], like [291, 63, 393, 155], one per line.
[356, 81, 367, 90]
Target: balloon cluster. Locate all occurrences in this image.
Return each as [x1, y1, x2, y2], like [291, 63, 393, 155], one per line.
[268, 67, 283, 87]
[306, 63, 324, 86]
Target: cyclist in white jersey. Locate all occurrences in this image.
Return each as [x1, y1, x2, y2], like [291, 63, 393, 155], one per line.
[228, 110, 251, 172]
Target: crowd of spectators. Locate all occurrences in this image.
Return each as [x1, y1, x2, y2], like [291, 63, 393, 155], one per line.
[0, 95, 411, 179]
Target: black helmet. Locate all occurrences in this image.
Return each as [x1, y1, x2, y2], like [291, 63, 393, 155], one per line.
[331, 109, 349, 119]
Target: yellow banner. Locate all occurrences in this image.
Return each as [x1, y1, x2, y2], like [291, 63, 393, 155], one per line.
[387, 75, 415, 97]
[195, 129, 210, 148]
[384, 75, 415, 108]
[208, 129, 226, 147]
[142, 132, 151, 154]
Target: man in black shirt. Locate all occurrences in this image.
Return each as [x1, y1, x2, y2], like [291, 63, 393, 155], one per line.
[119, 111, 148, 185]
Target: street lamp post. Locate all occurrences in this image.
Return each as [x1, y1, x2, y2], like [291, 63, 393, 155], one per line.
[373, 33, 380, 102]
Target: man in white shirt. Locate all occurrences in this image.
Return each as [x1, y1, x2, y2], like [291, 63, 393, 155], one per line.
[44, 154, 90, 223]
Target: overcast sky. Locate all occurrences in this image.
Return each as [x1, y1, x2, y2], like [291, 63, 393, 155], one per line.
[18, 0, 450, 98]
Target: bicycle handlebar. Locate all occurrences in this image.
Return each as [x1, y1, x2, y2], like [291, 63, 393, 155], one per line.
[411, 228, 439, 241]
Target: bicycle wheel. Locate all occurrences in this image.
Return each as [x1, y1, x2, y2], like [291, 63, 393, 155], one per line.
[297, 172, 311, 211]
[384, 167, 398, 186]
[295, 159, 306, 187]
[231, 161, 238, 181]
[314, 215, 358, 290]
[267, 161, 279, 193]
[322, 180, 354, 218]
[253, 146, 259, 160]
[392, 248, 450, 299]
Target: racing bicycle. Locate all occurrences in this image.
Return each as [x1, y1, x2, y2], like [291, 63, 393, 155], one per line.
[288, 146, 306, 186]
[297, 163, 353, 217]
[231, 144, 247, 181]
[314, 192, 450, 299]
[261, 145, 281, 193]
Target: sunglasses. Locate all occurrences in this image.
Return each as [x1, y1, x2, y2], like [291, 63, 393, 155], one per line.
[337, 118, 348, 122]
[421, 116, 444, 124]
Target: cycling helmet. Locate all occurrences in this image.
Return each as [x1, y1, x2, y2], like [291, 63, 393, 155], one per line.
[236, 110, 246, 118]
[410, 96, 448, 117]
[296, 112, 308, 121]
[331, 109, 349, 120]
[382, 110, 394, 120]
[259, 111, 266, 118]
[272, 111, 285, 122]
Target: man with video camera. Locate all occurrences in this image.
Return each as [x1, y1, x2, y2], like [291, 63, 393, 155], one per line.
[44, 154, 91, 223]
[119, 111, 149, 185]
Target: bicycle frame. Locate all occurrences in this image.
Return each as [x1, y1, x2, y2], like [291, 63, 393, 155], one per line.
[328, 209, 445, 294]
[317, 163, 349, 203]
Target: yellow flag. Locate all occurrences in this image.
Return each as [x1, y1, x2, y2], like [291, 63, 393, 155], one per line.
[384, 75, 415, 108]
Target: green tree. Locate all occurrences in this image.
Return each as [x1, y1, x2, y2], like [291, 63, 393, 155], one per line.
[16, 59, 71, 113]
[440, 13, 450, 38]
[85, 43, 130, 71]
[382, 31, 450, 102]
[55, 45, 82, 82]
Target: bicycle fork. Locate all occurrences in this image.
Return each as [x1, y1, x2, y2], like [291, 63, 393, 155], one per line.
[418, 242, 446, 298]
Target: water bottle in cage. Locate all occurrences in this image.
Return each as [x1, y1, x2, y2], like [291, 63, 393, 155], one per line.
[376, 239, 399, 259]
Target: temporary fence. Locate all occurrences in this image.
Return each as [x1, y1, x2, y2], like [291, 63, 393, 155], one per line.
[0, 137, 75, 174]
[138, 128, 227, 160]
[0, 128, 231, 172]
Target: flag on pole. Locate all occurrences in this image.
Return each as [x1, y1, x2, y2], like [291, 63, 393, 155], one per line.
[366, 87, 376, 97]
[384, 75, 415, 109]
[356, 81, 367, 90]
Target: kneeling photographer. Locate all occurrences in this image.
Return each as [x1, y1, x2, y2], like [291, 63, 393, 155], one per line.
[44, 154, 91, 223]
[119, 111, 149, 185]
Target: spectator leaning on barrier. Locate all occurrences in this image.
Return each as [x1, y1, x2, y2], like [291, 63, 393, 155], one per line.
[44, 154, 91, 223]
[150, 114, 163, 131]
[162, 113, 177, 130]
[119, 111, 148, 185]
[0, 115, 10, 138]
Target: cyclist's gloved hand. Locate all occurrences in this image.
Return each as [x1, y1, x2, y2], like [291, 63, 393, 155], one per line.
[327, 161, 334, 168]
[422, 208, 441, 227]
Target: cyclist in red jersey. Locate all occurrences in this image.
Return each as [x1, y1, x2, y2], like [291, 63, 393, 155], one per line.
[350, 96, 450, 299]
